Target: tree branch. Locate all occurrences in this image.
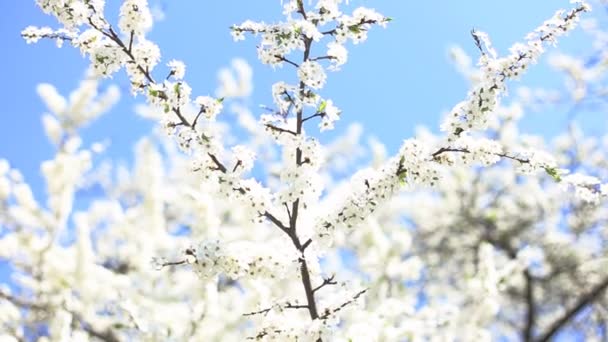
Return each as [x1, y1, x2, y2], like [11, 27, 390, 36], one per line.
[275, 55, 299, 68]
[298, 256, 319, 319]
[431, 147, 531, 165]
[535, 276, 608, 342]
[302, 112, 325, 123]
[263, 211, 290, 234]
[312, 274, 337, 293]
[523, 270, 536, 342]
[265, 124, 297, 136]
[319, 288, 368, 319]
[0, 290, 121, 342]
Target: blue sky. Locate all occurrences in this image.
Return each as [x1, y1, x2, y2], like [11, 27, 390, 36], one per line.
[0, 0, 596, 195]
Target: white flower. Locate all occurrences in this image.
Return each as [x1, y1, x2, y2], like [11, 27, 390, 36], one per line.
[42, 114, 63, 145]
[90, 45, 126, 77]
[165, 81, 192, 109]
[327, 42, 348, 70]
[132, 39, 161, 70]
[195, 96, 223, 121]
[230, 28, 245, 41]
[119, 0, 153, 36]
[298, 61, 326, 89]
[272, 81, 298, 114]
[296, 20, 323, 41]
[167, 59, 186, 80]
[319, 100, 341, 132]
[231, 145, 256, 173]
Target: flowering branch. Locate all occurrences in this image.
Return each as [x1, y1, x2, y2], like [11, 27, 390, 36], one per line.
[319, 288, 368, 320]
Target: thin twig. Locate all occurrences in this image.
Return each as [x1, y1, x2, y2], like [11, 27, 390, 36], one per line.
[312, 275, 337, 293]
[320, 288, 369, 319]
[265, 124, 297, 136]
[302, 112, 325, 123]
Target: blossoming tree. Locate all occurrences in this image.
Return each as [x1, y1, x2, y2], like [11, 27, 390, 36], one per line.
[1, 0, 607, 341]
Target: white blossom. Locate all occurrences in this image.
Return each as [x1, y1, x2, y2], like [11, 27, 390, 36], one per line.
[119, 0, 153, 36]
[167, 59, 186, 80]
[195, 96, 223, 121]
[298, 60, 327, 89]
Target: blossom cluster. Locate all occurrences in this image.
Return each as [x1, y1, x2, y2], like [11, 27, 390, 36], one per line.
[167, 239, 299, 280]
[231, 0, 390, 87]
[440, 3, 590, 141]
[316, 139, 441, 240]
[22, 0, 240, 200]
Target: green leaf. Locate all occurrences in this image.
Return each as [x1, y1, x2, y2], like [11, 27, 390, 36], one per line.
[485, 210, 497, 223]
[545, 167, 562, 182]
[318, 100, 327, 113]
[348, 25, 361, 34]
[398, 156, 407, 185]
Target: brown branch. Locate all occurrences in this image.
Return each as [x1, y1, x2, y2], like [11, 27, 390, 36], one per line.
[276, 55, 299, 68]
[241, 2, 322, 333]
[319, 288, 369, 319]
[158, 259, 188, 268]
[284, 203, 292, 222]
[191, 109, 204, 128]
[243, 302, 309, 317]
[263, 211, 290, 234]
[88, 18, 197, 130]
[310, 56, 335, 62]
[232, 160, 243, 173]
[0, 291, 120, 342]
[301, 238, 312, 251]
[127, 30, 134, 53]
[207, 153, 227, 173]
[535, 276, 608, 342]
[523, 270, 536, 342]
[312, 274, 337, 293]
[243, 307, 272, 317]
[302, 112, 325, 123]
[299, 257, 319, 319]
[296, 0, 307, 20]
[431, 147, 531, 164]
[265, 124, 297, 136]
[22, 32, 74, 41]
